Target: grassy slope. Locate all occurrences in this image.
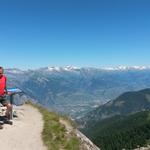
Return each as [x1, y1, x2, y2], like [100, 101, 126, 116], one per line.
[29, 102, 80, 150]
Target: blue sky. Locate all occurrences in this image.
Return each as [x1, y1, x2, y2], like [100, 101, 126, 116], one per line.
[0, 0, 150, 69]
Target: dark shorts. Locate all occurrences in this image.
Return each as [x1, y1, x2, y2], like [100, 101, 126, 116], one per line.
[0, 96, 9, 106]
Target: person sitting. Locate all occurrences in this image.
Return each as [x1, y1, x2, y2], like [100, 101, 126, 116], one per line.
[0, 67, 12, 129]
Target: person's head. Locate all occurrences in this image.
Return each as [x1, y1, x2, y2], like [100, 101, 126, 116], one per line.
[0, 67, 4, 77]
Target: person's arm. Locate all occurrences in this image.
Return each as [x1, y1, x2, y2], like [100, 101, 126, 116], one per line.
[5, 76, 8, 94]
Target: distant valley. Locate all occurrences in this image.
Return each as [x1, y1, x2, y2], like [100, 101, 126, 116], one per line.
[5, 66, 150, 119]
[5, 66, 150, 149]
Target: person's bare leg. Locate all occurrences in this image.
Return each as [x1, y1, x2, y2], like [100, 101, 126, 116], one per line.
[5, 103, 12, 120]
[4, 103, 13, 125]
[0, 125, 3, 129]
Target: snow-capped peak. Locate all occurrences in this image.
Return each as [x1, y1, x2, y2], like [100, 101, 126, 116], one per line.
[101, 66, 150, 71]
[5, 68, 25, 74]
[131, 66, 148, 70]
[64, 65, 79, 71]
[47, 66, 61, 71]
[46, 66, 79, 72]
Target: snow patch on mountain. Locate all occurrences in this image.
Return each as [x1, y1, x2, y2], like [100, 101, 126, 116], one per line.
[101, 66, 150, 71]
[6, 68, 25, 74]
[47, 66, 61, 72]
[46, 66, 79, 72]
[6, 66, 150, 74]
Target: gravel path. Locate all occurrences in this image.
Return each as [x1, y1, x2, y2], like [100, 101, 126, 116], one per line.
[0, 104, 47, 150]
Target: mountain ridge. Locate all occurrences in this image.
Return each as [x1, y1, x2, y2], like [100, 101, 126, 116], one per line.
[5, 65, 150, 72]
[79, 88, 150, 128]
[5, 66, 150, 119]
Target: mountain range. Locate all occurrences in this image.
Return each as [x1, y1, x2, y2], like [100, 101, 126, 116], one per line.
[5, 66, 150, 118]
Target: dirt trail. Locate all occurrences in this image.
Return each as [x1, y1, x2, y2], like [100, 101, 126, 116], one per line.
[0, 104, 47, 150]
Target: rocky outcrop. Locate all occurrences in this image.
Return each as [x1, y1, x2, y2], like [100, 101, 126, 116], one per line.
[76, 130, 100, 150]
[134, 145, 150, 150]
[59, 118, 100, 150]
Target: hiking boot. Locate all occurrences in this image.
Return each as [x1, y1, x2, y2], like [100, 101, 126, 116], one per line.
[0, 124, 3, 129]
[13, 111, 18, 118]
[0, 121, 4, 125]
[4, 119, 13, 125]
[3, 116, 13, 125]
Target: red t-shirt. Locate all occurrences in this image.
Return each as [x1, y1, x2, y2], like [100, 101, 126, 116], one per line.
[0, 75, 6, 96]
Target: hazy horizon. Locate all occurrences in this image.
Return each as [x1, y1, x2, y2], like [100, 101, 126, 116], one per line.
[4, 65, 150, 71]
